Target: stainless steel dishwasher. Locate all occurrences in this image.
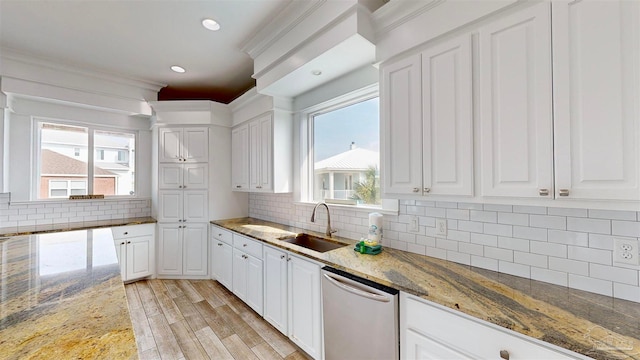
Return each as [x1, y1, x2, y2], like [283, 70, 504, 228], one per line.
[321, 266, 399, 360]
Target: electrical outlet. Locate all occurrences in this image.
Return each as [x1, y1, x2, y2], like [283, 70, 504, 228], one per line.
[435, 218, 447, 237]
[614, 238, 639, 266]
[409, 215, 420, 233]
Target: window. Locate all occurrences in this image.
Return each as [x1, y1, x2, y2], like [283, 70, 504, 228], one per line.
[308, 96, 380, 206]
[37, 121, 136, 199]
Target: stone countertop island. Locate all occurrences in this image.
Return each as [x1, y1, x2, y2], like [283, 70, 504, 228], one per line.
[0, 228, 137, 359]
[213, 217, 640, 360]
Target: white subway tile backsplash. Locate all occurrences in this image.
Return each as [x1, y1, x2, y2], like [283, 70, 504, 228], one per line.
[613, 283, 640, 302]
[611, 221, 640, 237]
[589, 264, 638, 286]
[530, 215, 566, 230]
[548, 230, 589, 247]
[567, 217, 611, 235]
[247, 193, 640, 303]
[568, 275, 613, 297]
[513, 226, 547, 241]
[531, 268, 568, 287]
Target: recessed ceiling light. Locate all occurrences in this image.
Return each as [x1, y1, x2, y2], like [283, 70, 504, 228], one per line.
[311, 70, 322, 76]
[171, 65, 186, 73]
[202, 18, 221, 31]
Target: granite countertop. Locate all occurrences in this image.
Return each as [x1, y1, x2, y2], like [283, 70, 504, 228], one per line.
[212, 217, 640, 360]
[0, 216, 157, 237]
[0, 227, 138, 359]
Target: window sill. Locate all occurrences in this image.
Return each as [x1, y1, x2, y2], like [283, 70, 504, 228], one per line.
[294, 199, 399, 216]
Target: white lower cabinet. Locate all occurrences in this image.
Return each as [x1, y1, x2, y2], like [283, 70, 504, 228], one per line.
[211, 226, 233, 289]
[263, 246, 289, 334]
[157, 223, 208, 277]
[232, 234, 263, 315]
[401, 292, 586, 360]
[111, 224, 155, 282]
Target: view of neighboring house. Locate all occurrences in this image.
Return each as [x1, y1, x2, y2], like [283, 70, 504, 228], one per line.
[314, 142, 379, 204]
[39, 124, 135, 198]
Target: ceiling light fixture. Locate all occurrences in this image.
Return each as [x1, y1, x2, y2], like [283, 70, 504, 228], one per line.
[311, 70, 322, 76]
[171, 65, 186, 73]
[202, 18, 221, 31]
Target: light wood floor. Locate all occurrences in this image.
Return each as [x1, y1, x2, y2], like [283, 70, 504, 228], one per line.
[125, 279, 310, 360]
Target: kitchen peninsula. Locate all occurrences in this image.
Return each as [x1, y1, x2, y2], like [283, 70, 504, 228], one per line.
[0, 218, 155, 359]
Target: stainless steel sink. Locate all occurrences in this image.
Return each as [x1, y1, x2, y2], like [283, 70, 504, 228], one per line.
[278, 233, 347, 253]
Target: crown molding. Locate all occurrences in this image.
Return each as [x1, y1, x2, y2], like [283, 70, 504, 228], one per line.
[372, 0, 444, 37]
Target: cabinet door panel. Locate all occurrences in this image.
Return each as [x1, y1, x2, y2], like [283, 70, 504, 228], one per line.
[158, 225, 182, 275]
[232, 248, 248, 301]
[553, 0, 640, 200]
[159, 128, 182, 163]
[183, 127, 208, 163]
[382, 54, 423, 195]
[183, 163, 208, 189]
[258, 115, 273, 191]
[231, 125, 249, 190]
[263, 247, 288, 334]
[249, 120, 262, 190]
[183, 224, 207, 276]
[158, 164, 182, 189]
[422, 34, 473, 196]
[246, 256, 263, 316]
[405, 329, 473, 360]
[288, 256, 322, 360]
[183, 190, 208, 222]
[126, 235, 153, 280]
[212, 240, 233, 290]
[479, 3, 553, 198]
[158, 191, 183, 222]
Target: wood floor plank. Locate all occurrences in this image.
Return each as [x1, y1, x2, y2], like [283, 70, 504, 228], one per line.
[169, 319, 209, 360]
[243, 312, 296, 358]
[284, 351, 312, 360]
[128, 303, 158, 352]
[221, 334, 259, 360]
[194, 326, 235, 360]
[147, 313, 185, 360]
[149, 279, 185, 324]
[176, 279, 205, 303]
[173, 295, 208, 332]
[252, 341, 284, 360]
[163, 280, 184, 299]
[139, 348, 161, 360]
[125, 283, 143, 310]
[192, 300, 235, 340]
[136, 280, 161, 317]
[189, 280, 225, 308]
[217, 304, 264, 348]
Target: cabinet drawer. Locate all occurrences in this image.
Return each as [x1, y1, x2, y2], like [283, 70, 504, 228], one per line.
[211, 226, 233, 245]
[111, 223, 155, 240]
[233, 234, 263, 259]
[403, 294, 582, 359]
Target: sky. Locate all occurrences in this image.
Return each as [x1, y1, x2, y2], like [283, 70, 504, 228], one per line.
[313, 97, 380, 162]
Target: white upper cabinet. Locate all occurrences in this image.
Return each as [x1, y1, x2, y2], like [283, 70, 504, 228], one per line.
[552, 0, 640, 201]
[421, 34, 473, 196]
[231, 111, 292, 193]
[382, 33, 473, 197]
[157, 190, 208, 223]
[478, 3, 554, 198]
[159, 127, 208, 163]
[382, 54, 423, 195]
[231, 124, 250, 190]
[159, 163, 208, 190]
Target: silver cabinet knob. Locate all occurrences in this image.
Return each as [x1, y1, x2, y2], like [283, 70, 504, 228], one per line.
[412, 187, 419, 193]
[127, 241, 131, 244]
[500, 350, 510, 360]
[558, 189, 570, 197]
[217, 243, 223, 246]
[243, 243, 247, 247]
[236, 185, 242, 188]
[123, 232, 128, 235]
[280, 255, 286, 259]
[539, 188, 549, 196]
[120, 242, 125, 245]
[183, 219, 187, 222]
[178, 219, 183, 222]
[424, 188, 431, 193]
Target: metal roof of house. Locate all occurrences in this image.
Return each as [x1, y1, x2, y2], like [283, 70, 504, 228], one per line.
[41, 149, 116, 176]
[314, 147, 379, 172]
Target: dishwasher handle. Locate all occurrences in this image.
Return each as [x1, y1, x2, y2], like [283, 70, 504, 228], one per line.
[323, 273, 390, 303]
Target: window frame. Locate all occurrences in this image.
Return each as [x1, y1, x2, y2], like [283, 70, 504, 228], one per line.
[298, 84, 394, 211]
[33, 118, 138, 200]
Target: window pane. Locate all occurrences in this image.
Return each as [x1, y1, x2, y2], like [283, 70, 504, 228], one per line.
[70, 189, 86, 195]
[313, 97, 380, 205]
[50, 189, 68, 197]
[94, 130, 135, 196]
[70, 180, 86, 189]
[39, 123, 88, 199]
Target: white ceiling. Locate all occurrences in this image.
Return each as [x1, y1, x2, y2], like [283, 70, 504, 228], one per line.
[0, 0, 291, 103]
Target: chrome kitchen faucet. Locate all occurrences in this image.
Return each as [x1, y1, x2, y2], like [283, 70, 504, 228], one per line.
[310, 202, 337, 237]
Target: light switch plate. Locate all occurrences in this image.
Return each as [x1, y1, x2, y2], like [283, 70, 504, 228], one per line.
[435, 218, 447, 237]
[409, 216, 419, 233]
